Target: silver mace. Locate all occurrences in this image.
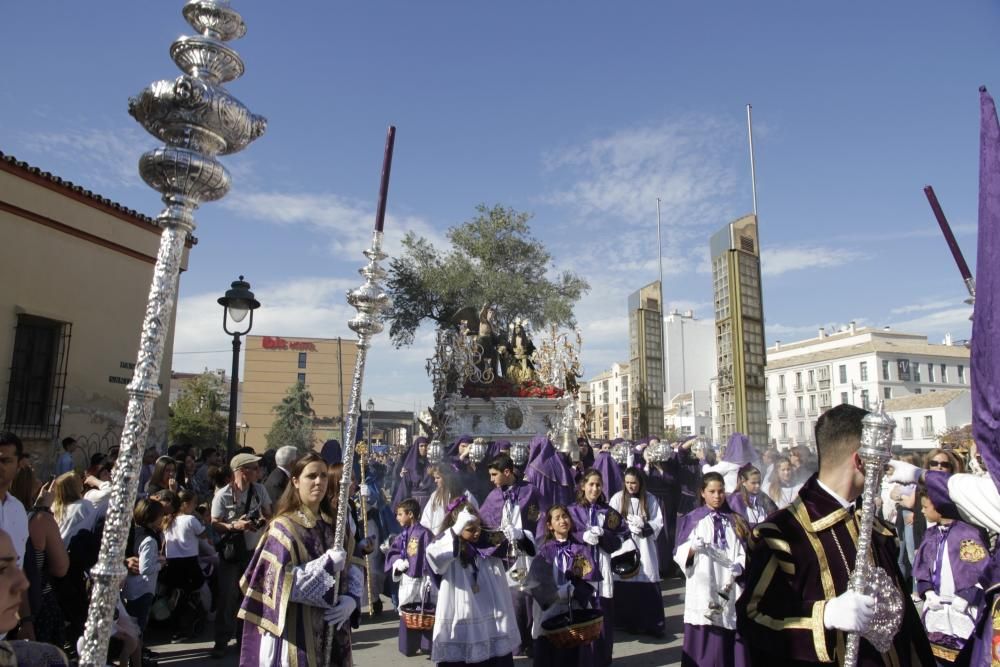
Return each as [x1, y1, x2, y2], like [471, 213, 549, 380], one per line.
[326, 126, 396, 665]
[78, 2, 265, 665]
[843, 401, 896, 666]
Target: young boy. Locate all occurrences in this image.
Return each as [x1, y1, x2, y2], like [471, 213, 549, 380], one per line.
[913, 489, 990, 664]
[385, 498, 436, 656]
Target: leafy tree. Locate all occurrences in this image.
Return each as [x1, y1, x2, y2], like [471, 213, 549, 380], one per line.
[169, 372, 227, 450]
[385, 203, 590, 347]
[265, 381, 316, 452]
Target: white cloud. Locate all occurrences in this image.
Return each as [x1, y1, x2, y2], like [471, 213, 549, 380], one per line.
[889, 299, 964, 316]
[221, 191, 445, 258]
[761, 245, 868, 277]
[889, 306, 972, 338]
[542, 117, 741, 228]
[22, 127, 148, 190]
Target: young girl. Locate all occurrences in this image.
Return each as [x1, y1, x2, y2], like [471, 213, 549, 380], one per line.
[766, 456, 801, 509]
[421, 466, 478, 536]
[527, 504, 600, 664]
[608, 467, 665, 638]
[386, 498, 436, 657]
[674, 472, 750, 667]
[123, 499, 165, 646]
[727, 465, 777, 526]
[913, 489, 989, 664]
[425, 501, 519, 666]
[568, 469, 627, 666]
[162, 490, 207, 641]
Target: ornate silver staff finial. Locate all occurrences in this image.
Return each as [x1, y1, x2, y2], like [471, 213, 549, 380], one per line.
[844, 401, 903, 666]
[78, 3, 265, 665]
[327, 126, 396, 664]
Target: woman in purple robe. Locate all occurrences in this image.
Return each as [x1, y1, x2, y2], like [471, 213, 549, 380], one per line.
[238, 453, 363, 667]
[391, 437, 436, 511]
[527, 504, 601, 665]
[568, 470, 627, 666]
[592, 451, 623, 501]
[524, 435, 576, 515]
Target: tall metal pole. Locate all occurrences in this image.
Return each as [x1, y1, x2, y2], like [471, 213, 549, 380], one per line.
[656, 197, 666, 437]
[747, 104, 759, 217]
[228, 334, 241, 459]
[79, 3, 265, 665]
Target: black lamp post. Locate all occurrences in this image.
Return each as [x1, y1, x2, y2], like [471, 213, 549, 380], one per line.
[219, 276, 260, 460]
[366, 397, 375, 446]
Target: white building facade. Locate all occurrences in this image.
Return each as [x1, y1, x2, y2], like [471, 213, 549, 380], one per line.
[663, 310, 717, 403]
[664, 390, 712, 439]
[884, 389, 971, 451]
[583, 362, 631, 441]
[763, 324, 970, 451]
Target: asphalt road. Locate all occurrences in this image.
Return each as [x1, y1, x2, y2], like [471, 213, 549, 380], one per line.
[147, 577, 686, 666]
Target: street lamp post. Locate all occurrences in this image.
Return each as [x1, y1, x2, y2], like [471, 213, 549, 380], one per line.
[366, 397, 375, 446]
[238, 422, 249, 447]
[219, 276, 260, 460]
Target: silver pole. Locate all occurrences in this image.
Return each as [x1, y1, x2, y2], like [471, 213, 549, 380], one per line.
[78, 3, 265, 665]
[747, 104, 758, 217]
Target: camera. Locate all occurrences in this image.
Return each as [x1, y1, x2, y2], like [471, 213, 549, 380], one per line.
[242, 509, 267, 531]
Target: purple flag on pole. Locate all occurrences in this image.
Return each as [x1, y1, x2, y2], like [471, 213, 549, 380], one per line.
[973, 86, 1000, 492]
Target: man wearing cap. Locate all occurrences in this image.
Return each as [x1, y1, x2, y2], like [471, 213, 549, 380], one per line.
[210, 452, 273, 659]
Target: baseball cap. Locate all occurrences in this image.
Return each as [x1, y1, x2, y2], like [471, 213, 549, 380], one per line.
[230, 452, 262, 470]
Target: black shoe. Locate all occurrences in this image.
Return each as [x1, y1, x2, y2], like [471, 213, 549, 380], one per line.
[170, 633, 185, 644]
[209, 643, 227, 659]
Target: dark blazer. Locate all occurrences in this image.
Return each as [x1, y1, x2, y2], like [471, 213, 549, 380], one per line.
[264, 467, 290, 505]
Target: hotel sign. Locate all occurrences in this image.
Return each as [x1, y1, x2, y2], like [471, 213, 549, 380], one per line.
[262, 336, 317, 352]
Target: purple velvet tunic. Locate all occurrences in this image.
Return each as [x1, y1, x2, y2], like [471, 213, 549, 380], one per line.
[391, 442, 436, 511]
[385, 522, 436, 656]
[479, 481, 542, 535]
[736, 475, 934, 666]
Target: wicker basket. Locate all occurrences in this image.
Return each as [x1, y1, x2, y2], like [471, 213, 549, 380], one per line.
[541, 609, 603, 649]
[399, 603, 435, 631]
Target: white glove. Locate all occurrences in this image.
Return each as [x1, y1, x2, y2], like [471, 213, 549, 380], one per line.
[556, 582, 574, 603]
[924, 590, 943, 610]
[503, 525, 524, 543]
[627, 516, 643, 535]
[589, 525, 604, 538]
[887, 459, 923, 485]
[324, 595, 357, 629]
[823, 590, 875, 632]
[392, 558, 409, 574]
[327, 547, 347, 573]
[450, 509, 477, 537]
[582, 528, 601, 546]
[951, 596, 969, 614]
[379, 537, 394, 555]
[360, 485, 372, 500]
[690, 535, 708, 554]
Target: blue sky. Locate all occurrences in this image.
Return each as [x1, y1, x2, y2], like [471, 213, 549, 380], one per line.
[3, 1, 996, 414]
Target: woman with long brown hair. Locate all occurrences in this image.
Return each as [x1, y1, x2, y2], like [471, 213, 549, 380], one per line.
[238, 452, 360, 667]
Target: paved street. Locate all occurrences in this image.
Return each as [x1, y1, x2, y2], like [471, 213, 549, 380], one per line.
[147, 577, 685, 666]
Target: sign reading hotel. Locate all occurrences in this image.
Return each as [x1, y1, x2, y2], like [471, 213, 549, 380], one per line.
[262, 336, 317, 352]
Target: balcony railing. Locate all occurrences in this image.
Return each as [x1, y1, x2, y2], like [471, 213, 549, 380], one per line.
[806, 381, 817, 391]
[777, 410, 788, 419]
[793, 383, 804, 392]
[794, 409, 805, 418]
[807, 407, 818, 416]
[921, 427, 936, 439]
[777, 386, 787, 395]
[778, 435, 790, 444]
[901, 428, 913, 440]
[818, 378, 831, 388]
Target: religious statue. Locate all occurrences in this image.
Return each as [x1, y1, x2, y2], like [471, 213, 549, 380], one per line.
[504, 320, 537, 385]
[475, 305, 503, 382]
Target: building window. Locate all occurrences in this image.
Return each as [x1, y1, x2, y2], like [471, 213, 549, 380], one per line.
[923, 415, 934, 436]
[297, 372, 306, 384]
[797, 421, 805, 437]
[882, 360, 890, 381]
[914, 388, 922, 395]
[884, 387, 891, 400]
[940, 364, 948, 383]
[781, 422, 788, 438]
[807, 369, 815, 386]
[3, 315, 72, 438]
[958, 365, 966, 383]
[809, 395, 817, 410]
[860, 361, 868, 382]
[779, 374, 786, 390]
[897, 359, 911, 381]
[913, 363, 920, 382]
[795, 372, 802, 389]
[928, 364, 935, 382]
[839, 365, 847, 384]
[298, 352, 307, 369]
[860, 389, 870, 410]
[841, 392, 849, 405]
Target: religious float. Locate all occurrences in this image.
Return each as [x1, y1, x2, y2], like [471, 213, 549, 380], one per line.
[422, 306, 584, 461]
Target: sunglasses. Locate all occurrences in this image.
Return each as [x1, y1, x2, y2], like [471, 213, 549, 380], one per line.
[928, 460, 953, 470]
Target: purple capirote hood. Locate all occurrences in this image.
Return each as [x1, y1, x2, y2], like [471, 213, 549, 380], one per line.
[524, 435, 575, 487]
[722, 432, 758, 466]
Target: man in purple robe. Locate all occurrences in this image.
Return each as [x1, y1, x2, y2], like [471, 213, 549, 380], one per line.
[737, 405, 934, 665]
[523, 435, 576, 518]
[647, 437, 700, 577]
[479, 454, 541, 658]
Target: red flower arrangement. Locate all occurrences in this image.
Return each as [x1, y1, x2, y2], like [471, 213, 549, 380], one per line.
[460, 378, 564, 400]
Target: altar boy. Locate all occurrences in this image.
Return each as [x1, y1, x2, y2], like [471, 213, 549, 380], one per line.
[385, 498, 436, 656]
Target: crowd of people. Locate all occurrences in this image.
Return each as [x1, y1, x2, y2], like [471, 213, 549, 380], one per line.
[0, 407, 994, 666]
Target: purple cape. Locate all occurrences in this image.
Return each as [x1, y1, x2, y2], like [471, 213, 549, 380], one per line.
[674, 503, 740, 553]
[727, 490, 777, 525]
[524, 435, 576, 510]
[391, 442, 435, 510]
[722, 432, 758, 467]
[912, 520, 989, 599]
[592, 451, 623, 499]
[567, 501, 626, 556]
[478, 481, 542, 534]
[385, 522, 436, 580]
